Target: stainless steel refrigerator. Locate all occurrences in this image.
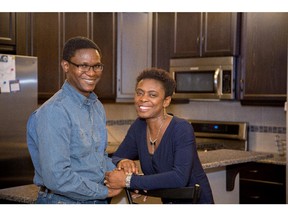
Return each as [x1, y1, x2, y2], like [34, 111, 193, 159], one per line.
[0, 54, 37, 190]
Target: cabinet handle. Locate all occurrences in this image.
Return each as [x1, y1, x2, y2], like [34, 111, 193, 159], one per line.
[250, 195, 260, 199]
[248, 170, 258, 173]
[240, 79, 244, 91]
[196, 36, 200, 44]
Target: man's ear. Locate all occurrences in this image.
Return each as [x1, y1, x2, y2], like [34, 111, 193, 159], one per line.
[61, 60, 69, 74]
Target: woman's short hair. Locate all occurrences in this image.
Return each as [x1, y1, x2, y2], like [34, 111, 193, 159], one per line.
[62, 36, 102, 61]
[136, 68, 176, 97]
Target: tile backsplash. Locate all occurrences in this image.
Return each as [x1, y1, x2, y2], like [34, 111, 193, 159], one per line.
[104, 101, 286, 154]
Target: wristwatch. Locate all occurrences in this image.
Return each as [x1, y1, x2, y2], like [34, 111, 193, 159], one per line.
[125, 173, 132, 188]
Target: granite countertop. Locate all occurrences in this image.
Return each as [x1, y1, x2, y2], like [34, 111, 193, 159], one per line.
[0, 149, 273, 204]
[0, 184, 38, 204]
[198, 149, 273, 169]
[257, 153, 286, 165]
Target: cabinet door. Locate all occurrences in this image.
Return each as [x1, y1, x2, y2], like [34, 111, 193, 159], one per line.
[30, 13, 62, 103]
[116, 13, 152, 102]
[240, 13, 288, 106]
[92, 13, 116, 101]
[63, 13, 90, 39]
[202, 13, 239, 57]
[152, 12, 174, 71]
[0, 12, 16, 53]
[26, 12, 116, 103]
[172, 13, 201, 57]
[172, 12, 239, 58]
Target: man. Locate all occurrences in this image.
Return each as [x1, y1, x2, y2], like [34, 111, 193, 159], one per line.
[27, 36, 121, 204]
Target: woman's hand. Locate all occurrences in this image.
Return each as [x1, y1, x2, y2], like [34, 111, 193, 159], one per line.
[117, 159, 139, 174]
[105, 169, 127, 188]
[131, 190, 148, 202]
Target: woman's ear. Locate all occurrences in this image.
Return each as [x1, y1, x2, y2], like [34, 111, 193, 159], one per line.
[163, 96, 172, 108]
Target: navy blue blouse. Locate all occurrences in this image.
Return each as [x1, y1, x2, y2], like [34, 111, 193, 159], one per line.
[112, 116, 214, 204]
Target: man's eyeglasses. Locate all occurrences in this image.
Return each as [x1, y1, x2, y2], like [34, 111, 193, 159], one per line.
[66, 60, 104, 72]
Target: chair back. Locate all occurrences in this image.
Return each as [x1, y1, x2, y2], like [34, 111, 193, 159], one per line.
[125, 184, 201, 204]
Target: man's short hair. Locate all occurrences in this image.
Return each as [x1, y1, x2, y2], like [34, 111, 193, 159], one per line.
[62, 36, 102, 61]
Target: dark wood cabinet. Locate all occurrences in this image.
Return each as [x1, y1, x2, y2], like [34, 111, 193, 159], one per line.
[172, 12, 240, 58]
[152, 12, 240, 71]
[0, 12, 16, 54]
[239, 13, 288, 106]
[239, 162, 286, 204]
[152, 13, 174, 71]
[92, 13, 116, 101]
[17, 12, 116, 103]
[30, 13, 63, 103]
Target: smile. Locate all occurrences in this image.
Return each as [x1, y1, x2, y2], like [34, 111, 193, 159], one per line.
[139, 105, 151, 111]
[83, 79, 96, 84]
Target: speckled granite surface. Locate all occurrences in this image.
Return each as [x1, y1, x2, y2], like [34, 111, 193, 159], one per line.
[198, 149, 274, 169]
[0, 184, 37, 204]
[257, 153, 286, 165]
[0, 149, 275, 204]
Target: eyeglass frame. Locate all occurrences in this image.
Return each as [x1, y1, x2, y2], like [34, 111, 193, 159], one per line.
[65, 59, 104, 72]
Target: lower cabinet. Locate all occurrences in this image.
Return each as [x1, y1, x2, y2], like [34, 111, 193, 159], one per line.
[239, 162, 286, 204]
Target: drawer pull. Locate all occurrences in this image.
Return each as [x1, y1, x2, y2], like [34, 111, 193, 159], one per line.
[248, 170, 258, 173]
[250, 195, 260, 199]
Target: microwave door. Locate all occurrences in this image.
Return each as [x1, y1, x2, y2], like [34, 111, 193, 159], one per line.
[214, 67, 223, 97]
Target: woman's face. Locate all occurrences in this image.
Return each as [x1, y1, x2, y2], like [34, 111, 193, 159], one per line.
[134, 78, 171, 119]
[61, 48, 102, 97]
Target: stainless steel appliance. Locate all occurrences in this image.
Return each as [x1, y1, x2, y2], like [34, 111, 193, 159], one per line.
[0, 54, 37, 142]
[0, 54, 37, 189]
[170, 57, 236, 101]
[189, 120, 248, 151]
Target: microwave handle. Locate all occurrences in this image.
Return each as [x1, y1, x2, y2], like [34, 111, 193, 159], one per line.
[214, 68, 222, 96]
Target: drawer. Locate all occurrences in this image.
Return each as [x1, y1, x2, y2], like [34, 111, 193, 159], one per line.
[240, 180, 286, 204]
[240, 162, 285, 183]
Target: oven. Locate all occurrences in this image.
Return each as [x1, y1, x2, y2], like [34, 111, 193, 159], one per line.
[189, 120, 248, 151]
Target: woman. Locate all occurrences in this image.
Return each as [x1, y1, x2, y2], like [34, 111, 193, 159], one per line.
[105, 68, 214, 204]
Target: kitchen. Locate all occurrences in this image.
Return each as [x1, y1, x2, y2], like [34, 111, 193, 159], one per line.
[0, 12, 287, 205]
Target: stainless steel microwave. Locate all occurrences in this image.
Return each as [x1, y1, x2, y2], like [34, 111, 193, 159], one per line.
[170, 57, 236, 100]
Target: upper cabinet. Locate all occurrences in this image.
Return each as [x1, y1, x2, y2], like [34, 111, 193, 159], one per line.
[152, 12, 240, 71]
[152, 13, 174, 72]
[0, 13, 16, 54]
[116, 13, 153, 102]
[239, 13, 288, 106]
[172, 12, 240, 58]
[92, 13, 117, 101]
[15, 13, 116, 103]
[30, 13, 63, 103]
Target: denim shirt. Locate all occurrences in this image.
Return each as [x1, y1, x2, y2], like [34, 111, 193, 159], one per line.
[27, 81, 115, 201]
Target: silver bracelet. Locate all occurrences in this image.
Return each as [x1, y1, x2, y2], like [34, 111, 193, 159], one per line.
[125, 173, 132, 188]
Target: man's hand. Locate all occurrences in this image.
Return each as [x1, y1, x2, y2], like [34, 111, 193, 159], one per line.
[107, 188, 123, 198]
[105, 169, 127, 188]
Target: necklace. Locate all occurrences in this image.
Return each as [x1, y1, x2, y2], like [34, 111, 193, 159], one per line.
[147, 115, 167, 154]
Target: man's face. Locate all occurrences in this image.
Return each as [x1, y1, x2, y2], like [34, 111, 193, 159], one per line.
[62, 48, 102, 97]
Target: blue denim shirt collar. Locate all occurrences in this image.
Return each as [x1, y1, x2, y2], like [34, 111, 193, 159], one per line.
[62, 80, 98, 108]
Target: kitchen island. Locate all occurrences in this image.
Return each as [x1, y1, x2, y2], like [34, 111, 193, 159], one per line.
[0, 149, 273, 204]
